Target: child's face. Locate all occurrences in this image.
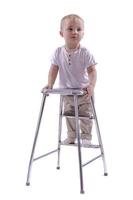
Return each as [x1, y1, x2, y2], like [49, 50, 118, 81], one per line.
[60, 18, 84, 48]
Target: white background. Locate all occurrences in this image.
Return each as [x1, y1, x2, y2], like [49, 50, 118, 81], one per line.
[0, 0, 133, 199]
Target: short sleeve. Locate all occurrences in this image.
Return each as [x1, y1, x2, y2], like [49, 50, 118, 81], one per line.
[51, 48, 59, 66]
[84, 49, 97, 68]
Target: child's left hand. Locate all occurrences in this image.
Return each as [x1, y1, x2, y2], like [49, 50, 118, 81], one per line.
[86, 84, 94, 97]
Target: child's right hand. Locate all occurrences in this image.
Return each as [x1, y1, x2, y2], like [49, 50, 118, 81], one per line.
[41, 85, 52, 93]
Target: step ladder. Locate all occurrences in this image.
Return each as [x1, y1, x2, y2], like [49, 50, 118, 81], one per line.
[26, 88, 108, 194]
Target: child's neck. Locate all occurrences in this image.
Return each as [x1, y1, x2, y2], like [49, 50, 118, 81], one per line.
[65, 44, 80, 53]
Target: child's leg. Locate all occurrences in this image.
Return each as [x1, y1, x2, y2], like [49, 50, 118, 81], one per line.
[63, 96, 76, 142]
[78, 98, 93, 141]
[63, 95, 93, 143]
[65, 118, 76, 141]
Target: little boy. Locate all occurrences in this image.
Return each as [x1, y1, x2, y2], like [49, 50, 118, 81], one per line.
[44, 14, 97, 145]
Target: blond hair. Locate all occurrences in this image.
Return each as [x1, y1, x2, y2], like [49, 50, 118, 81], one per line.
[60, 14, 84, 30]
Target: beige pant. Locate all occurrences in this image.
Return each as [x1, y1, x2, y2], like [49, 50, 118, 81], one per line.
[64, 94, 93, 141]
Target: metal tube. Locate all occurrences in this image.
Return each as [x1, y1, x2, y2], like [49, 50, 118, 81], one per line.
[26, 94, 47, 185]
[74, 95, 84, 194]
[33, 149, 58, 161]
[90, 96, 108, 175]
[82, 154, 102, 167]
[63, 115, 94, 120]
[56, 95, 63, 169]
[61, 143, 100, 148]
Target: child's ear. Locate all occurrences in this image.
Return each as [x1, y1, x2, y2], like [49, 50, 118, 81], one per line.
[60, 31, 63, 37]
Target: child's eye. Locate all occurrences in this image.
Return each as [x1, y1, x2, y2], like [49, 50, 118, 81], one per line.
[66, 27, 82, 32]
[67, 28, 73, 31]
[77, 28, 81, 31]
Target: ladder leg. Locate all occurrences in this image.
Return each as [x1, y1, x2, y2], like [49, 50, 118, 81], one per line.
[74, 95, 84, 194]
[57, 95, 63, 169]
[26, 94, 47, 185]
[90, 96, 108, 176]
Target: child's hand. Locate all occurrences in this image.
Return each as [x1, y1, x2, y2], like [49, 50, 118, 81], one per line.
[86, 84, 94, 97]
[41, 85, 52, 93]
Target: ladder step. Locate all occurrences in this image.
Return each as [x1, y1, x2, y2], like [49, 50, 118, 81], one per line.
[63, 114, 94, 119]
[60, 142, 100, 148]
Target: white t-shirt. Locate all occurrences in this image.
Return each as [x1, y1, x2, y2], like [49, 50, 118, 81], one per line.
[51, 45, 97, 89]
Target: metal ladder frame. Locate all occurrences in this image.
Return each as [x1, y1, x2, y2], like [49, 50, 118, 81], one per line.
[26, 88, 108, 194]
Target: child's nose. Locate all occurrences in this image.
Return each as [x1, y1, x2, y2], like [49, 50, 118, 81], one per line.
[72, 29, 78, 34]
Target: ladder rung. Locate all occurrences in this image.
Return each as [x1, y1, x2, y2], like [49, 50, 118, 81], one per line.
[82, 154, 102, 167]
[63, 114, 94, 119]
[60, 142, 100, 148]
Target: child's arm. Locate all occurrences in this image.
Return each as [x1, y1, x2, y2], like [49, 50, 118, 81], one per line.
[44, 64, 59, 89]
[87, 65, 97, 97]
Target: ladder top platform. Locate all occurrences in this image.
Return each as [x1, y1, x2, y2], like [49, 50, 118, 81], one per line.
[42, 88, 86, 96]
